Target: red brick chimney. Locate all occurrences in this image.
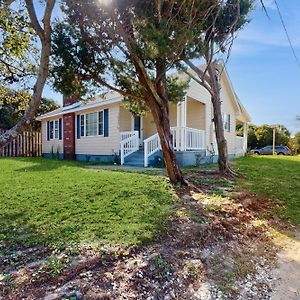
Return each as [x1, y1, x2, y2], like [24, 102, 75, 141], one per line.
[63, 94, 80, 107]
[63, 94, 80, 159]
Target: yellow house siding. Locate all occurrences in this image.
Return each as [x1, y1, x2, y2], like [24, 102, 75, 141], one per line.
[119, 105, 132, 132]
[220, 76, 238, 155]
[186, 99, 205, 130]
[187, 79, 211, 104]
[143, 113, 156, 139]
[41, 118, 63, 154]
[75, 103, 120, 155]
[169, 103, 177, 127]
[186, 81, 211, 153]
[142, 102, 177, 139]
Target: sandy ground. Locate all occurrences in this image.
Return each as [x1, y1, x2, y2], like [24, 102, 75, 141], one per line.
[271, 232, 300, 300]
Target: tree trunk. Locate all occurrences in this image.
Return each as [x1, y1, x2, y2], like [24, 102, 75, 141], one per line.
[148, 99, 186, 184]
[208, 63, 237, 176]
[0, 0, 55, 147]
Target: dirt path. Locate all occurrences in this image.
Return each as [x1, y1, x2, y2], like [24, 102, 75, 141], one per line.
[271, 232, 300, 300]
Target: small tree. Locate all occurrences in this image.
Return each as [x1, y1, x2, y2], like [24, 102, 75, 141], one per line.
[289, 132, 300, 155]
[51, 0, 213, 184]
[181, 0, 253, 176]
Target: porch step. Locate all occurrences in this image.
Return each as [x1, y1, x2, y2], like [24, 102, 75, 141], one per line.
[124, 150, 144, 167]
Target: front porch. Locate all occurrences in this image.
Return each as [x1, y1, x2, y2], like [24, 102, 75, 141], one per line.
[119, 97, 207, 167]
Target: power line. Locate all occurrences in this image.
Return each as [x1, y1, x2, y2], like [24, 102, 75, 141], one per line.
[274, 0, 300, 70]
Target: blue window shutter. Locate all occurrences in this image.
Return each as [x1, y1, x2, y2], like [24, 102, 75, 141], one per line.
[228, 114, 231, 132]
[76, 115, 81, 139]
[104, 109, 109, 137]
[59, 118, 62, 140]
[47, 121, 50, 141]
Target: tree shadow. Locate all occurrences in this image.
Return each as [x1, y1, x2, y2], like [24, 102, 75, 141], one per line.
[13, 157, 85, 172]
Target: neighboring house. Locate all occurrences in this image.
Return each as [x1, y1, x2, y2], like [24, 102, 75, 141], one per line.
[36, 68, 250, 167]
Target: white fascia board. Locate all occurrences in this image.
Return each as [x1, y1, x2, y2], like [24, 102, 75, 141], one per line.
[36, 96, 123, 121]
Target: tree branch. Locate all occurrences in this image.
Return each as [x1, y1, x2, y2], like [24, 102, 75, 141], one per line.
[25, 0, 45, 40]
[0, 0, 55, 147]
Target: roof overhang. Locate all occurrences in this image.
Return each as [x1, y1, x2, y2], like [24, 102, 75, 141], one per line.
[36, 96, 123, 121]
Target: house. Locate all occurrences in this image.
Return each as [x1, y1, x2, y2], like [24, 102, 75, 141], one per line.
[36, 68, 250, 167]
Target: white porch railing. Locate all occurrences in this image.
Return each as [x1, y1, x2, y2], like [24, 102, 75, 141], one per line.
[235, 136, 245, 156]
[144, 127, 205, 167]
[171, 127, 205, 151]
[120, 131, 139, 165]
[144, 133, 161, 167]
[121, 131, 138, 141]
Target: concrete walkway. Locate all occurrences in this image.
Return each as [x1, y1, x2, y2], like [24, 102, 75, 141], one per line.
[271, 232, 300, 300]
[84, 164, 166, 175]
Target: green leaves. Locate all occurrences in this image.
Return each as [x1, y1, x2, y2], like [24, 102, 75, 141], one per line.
[0, 86, 59, 130]
[0, 4, 37, 84]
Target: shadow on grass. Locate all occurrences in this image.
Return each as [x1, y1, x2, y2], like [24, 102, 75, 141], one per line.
[13, 157, 86, 172]
[0, 157, 174, 252]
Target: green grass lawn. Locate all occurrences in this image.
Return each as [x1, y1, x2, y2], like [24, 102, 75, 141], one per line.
[233, 155, 300, 226]
[0, 158, 173, 251]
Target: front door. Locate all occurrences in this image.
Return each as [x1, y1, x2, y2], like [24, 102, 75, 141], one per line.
[133, 116, 143, 145]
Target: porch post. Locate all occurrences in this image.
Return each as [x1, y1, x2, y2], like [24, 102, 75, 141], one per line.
[181, 96, 187, 151]
[243, 123, 248, 153]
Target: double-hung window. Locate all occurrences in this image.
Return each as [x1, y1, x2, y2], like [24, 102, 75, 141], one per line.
[49, 121, 54, 140]
[54, 120, 59, 139]
[85, 112, 98, 136]
[80, 115, 85, 136]
[77, 110, 106, 138]
[98, 111, 104, 136]
[222, 113, 231, 132]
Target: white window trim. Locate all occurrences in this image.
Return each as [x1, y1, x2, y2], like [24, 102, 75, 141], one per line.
[49, 121, 54, 140]
[49, 119, 61, 140]
[78, 110, 104, 138]
[222, 113, 231, 133]
[54, 120, 59, 139]
[77, 114, 85, 137]
[98, 110, 104, 137]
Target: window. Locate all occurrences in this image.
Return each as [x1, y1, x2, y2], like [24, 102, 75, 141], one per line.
[80, 115, 85, 136]
[222, 113, 231, 132]
[49, 121, 54, 140]
[85, 112, 98, 136]
[98, 111, 104, 136]
[54, 120, 59, 139]
[77, 110, 106, 138]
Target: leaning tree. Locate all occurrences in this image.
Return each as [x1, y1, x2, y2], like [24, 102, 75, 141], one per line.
[0, 0, 56, 146]
[51, 0, 214, 184]
[181, 0, 253, 176]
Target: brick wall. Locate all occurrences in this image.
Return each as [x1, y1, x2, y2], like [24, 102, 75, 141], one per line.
[63, 113, 75, 160]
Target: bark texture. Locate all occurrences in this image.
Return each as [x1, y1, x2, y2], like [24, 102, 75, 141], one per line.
[147, 96, 185, 184]
[0, 0, 55, 147]
[207, 63, 238, 177]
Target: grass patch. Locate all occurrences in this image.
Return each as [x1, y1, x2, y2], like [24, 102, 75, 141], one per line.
[233, 156, 300, 226]
[0, 158, 173, 251]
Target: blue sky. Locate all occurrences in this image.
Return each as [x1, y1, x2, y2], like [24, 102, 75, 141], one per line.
[227, 0, 300, 135]
[43, 0, 300, 135]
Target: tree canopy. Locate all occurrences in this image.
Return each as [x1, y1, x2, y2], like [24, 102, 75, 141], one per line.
[0, 2, 37, 84]
[0, 86, 59, 130]
[50, 0, 218, 183]
[242, 124, 291, 149]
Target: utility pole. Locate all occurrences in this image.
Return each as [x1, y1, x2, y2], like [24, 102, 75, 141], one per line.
[272, 127, 276, 155]
[271, 125, 277, 155]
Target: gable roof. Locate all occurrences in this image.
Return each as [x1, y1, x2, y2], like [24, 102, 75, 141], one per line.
[36, 92, 122, 121]
[36, 66, 250, 122]
[220, 66, 251, 122]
